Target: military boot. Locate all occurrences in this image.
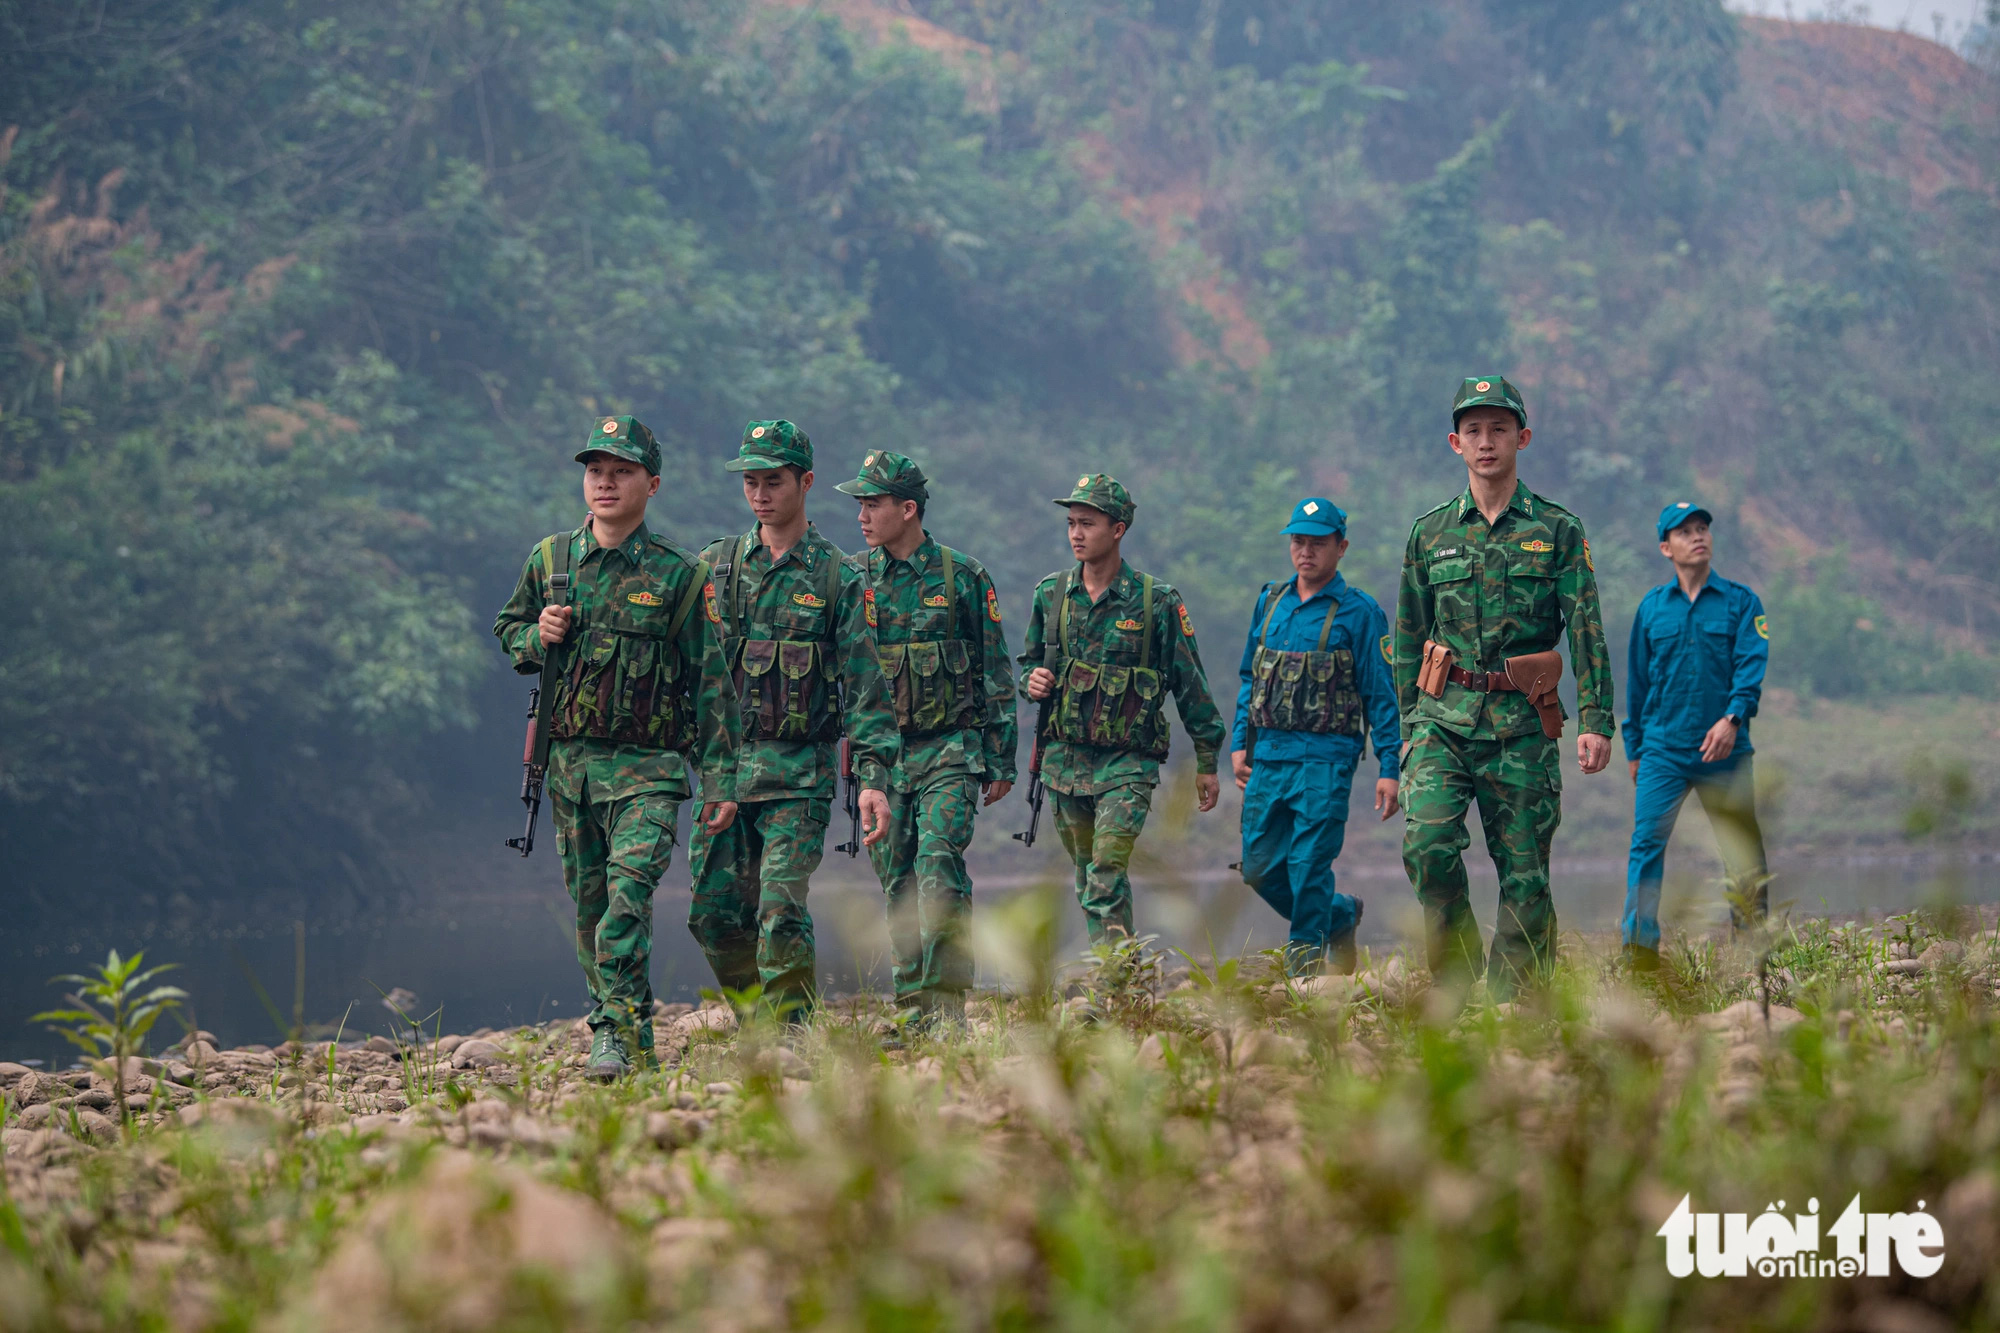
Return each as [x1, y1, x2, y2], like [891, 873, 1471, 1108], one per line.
[586, 1027, 631, 1081]
[1329, 900, 1364, 976]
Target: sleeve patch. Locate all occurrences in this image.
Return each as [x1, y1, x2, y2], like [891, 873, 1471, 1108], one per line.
[1177, 603, 1195, 638]
[703, 581, 721, 625]
[1755, 613, 1769, 640]
[863, 587, 878, 629]
[1380, 634, 1393, 665]
[1582, 539, 1594, 572]
[986, 586, 1002, 624]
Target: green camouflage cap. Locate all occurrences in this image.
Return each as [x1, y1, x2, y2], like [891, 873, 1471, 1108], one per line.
[1053, 472, 1136, 525]
[1451, 375, 1527, 429]
[577, 415, 661, 474]
[724, 419, 813, 473]
[834, 449, 929, 502]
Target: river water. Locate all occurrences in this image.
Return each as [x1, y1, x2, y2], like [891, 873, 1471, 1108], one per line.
[6, 826, 1995, 1066]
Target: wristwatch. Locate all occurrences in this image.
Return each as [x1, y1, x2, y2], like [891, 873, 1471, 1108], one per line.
[1723, 713, 1743, 728]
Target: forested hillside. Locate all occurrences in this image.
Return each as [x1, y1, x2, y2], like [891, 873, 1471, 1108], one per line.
[3, 0, 1996, 903]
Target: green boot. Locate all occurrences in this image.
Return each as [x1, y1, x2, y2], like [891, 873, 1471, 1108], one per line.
[586, 1027, 631, 1081]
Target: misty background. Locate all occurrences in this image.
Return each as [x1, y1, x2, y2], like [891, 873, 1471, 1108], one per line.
[3, 0, 1997, 1051]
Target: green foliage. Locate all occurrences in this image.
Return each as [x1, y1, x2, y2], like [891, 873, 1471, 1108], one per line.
[31, 949, 187, 1132]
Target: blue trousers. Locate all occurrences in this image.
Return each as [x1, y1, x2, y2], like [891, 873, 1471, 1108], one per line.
[1623, 750, 1767, 949]
[1240, 756, 1360, 957]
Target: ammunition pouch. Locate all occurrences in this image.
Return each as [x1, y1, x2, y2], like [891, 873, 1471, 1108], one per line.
[873, 545, 985, 737]
[1245, 580, 1363, 735]
[1045, 568, 1170, 759]
[712, 531, 846, 744]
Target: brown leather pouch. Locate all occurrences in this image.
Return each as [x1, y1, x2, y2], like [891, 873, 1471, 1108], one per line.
[1417, 640, 1453, 698]
[1503, 650, 1565, 739]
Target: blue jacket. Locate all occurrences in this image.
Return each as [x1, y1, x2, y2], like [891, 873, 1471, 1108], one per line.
[1231, 572, 1401, 778]
[1622, 572, 1767, 763]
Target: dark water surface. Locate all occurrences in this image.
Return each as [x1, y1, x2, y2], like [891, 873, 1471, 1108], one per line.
[7, 842, 1996, 1067]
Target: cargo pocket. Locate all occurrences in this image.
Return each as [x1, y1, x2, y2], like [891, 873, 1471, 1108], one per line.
[1128, 667, 1162, 751]
[942, 639, 971, 716]
[1305, 651, 1338, 728]
[779, 641, 817, 739]
[907, 641, 945, 732]
[741, 639, 778, 734]
[1508, 549, 1558, 623]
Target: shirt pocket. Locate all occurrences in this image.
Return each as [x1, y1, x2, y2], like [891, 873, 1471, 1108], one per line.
[770, 605, 824, 639]
[1426, 557, 1476, 629]
[1506, 549, 1559, 625]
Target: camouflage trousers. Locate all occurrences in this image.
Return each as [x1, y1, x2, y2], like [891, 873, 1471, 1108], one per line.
[687, 797, 829, 1019]
[870, 774, 980, 1013]
[1052, 782, 1155, 944]
[552, 785, 678, 1053]
[1401, 724, 1562, 998]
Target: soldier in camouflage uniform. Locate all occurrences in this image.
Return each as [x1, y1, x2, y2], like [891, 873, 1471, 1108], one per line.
[1395, 377, 1615, 998]
[493, 416, 742, 1078]
[836, 451, 1018, 1024]
[689, 421, 900, 1021]
[1021, 475, 1228, 943]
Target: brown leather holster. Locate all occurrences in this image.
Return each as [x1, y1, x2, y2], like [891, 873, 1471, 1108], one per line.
[1502, 650, 1566, 740]
[1426, 640, 1566, 739]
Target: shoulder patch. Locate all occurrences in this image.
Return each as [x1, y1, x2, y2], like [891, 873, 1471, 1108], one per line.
[1755, 613, 1768, 640]
[627, 591, 664, 607]
[863, 587, 877, 628]
[1380, 633, 1393, 665]
[986, 586, 1002, 624]
[1582, 539, 1593, 572]
[1177, 603, 1195, 638]
[703, 581, 721, 625]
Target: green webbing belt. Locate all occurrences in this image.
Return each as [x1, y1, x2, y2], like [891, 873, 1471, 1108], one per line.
[1256, 578, 1341, 653]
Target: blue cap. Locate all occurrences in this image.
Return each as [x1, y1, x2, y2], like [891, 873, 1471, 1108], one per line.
[1281, 497, 1347, 537]
[1657, 500, 1713, 542]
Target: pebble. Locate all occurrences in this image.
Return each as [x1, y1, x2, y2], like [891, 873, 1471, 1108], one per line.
[449, 1039, 507, 1070]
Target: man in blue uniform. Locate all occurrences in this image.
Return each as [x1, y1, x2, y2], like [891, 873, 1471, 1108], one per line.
[1621, 500, 1772, 967]
[1230, 498, 1402, 975]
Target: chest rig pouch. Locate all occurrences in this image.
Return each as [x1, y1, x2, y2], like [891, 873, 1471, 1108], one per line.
[875, 545, 984, 738]
[714, 533, 844, 743]
[543, 531, 706, 751]
[1048, 570, 1171, 760]
[1246, 583, 1362, 736]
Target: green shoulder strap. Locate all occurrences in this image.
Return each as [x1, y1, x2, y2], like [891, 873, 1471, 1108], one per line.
[1256, 582, 1283, 649]
[1315, 585, 1343, 652]
[1055, 567, 1077, 667]
[725, 531, 753, 638]
[1140, 574, 1155, 671]
[666, 558, 712, 642]
[937, 545, 957, 635]
[819, 541, 841, 641]
[530, 529, 578, 769]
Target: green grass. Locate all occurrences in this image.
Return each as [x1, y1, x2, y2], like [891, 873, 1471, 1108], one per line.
[3, 918, 1999, 1330]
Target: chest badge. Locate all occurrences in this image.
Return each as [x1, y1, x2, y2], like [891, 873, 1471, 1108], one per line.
[627, 591, 664, 606]
[1518, 540, 1553, 553]
[1114, 618, 1143, 631]
[986, 587, 1002, 624]
[862, 588, 877, 628]
[922, 593, 949, 608]
[792, 592, 826, 609]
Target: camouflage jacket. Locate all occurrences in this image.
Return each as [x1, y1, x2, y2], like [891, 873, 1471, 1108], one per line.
[1394, 481, 1615, 741]
[1019, 559, 1227, 796]
[858, 534, 1019, 793]
[699, 523, 899, 804]
[492, 519, 740, 802]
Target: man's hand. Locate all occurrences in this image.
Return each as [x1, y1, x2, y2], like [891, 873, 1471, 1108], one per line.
[1230, 749, 1252, 790]
[1578, 733, 1611, 775]
[1025, 666, 1057, 701]
[1195, 773, 1221, 812]
[537, 605, 574, 647]
[859, 788, 891, 846]
[700, 800, 738, 833]
[981, 779, 1014, 808]
[1628, 759, 1640, 781]
[1374, 777, 1400, 820]
[1699, 716, 1739, 764]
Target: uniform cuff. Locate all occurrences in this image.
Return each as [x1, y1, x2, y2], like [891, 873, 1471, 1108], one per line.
[855, 760, 889, 792]
[1579, 710, 1616, 737]
[697, 771, 736, 803]
[1194, 750, 1219, 776]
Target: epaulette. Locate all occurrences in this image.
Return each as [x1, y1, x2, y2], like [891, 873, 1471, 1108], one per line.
[1529, 490, 1577, 519]
[646, 531, 697, 562]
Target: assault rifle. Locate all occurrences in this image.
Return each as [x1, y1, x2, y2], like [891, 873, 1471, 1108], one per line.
[506, 566, 572, 856]
[1013, 691, 1053, 849]
[835, 736, 862, 856]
